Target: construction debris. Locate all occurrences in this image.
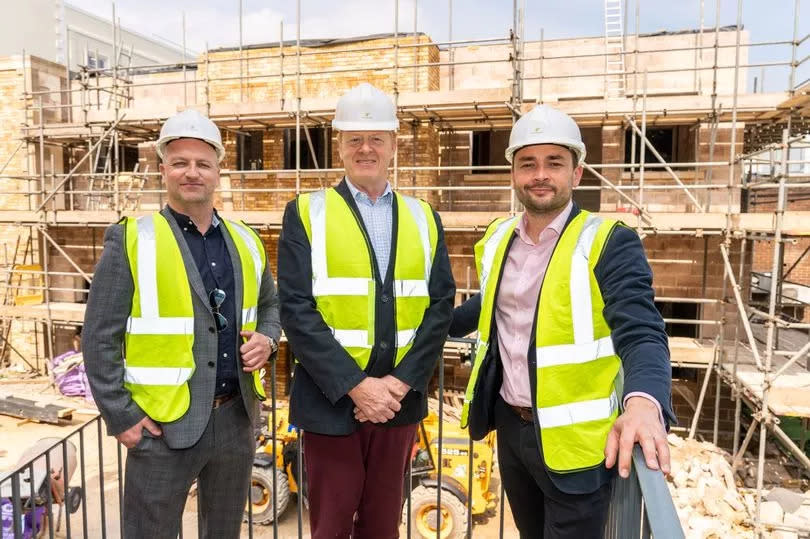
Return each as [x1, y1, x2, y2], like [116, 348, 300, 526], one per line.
[428, 392, 463, 422]
[0, 396, 73, 425]
[667, 434, 810, 538]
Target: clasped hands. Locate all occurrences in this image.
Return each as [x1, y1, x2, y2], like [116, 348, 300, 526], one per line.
[349, 375, 410, 423]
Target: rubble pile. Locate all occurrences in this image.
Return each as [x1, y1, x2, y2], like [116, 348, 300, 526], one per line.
[667, 434, 810, 538]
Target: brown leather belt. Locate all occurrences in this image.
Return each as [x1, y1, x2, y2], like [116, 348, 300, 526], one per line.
[509, 404, 534, 423]
[212, 393, 236, 409]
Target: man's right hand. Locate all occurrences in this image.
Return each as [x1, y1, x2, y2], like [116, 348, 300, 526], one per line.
[115, 416, 162, 449]
[348, 377, 401, 424]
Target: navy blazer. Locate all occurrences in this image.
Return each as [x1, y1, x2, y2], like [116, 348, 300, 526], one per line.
[449, 203, 674, 494]
[278, 179, 456, 435]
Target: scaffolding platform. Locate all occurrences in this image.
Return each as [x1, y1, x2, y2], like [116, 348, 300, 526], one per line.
[0, 302, 86, 324]
[669, 337, 716, 368]
[1, 210, 809, 235]
[717, 342, 810, 419]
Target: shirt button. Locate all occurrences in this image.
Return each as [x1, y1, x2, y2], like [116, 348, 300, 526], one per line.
[223, 353, 228, 358]
[208, 327, 215, 333]
[211, 262, 216, 267]
[379, 341, 389, 350]
[381, 294, 390, 303]
[183, 227, 188, 231]
[208, 361, 215, 367]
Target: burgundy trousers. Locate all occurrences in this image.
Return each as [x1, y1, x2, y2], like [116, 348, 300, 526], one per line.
[304, 422, 417, 539]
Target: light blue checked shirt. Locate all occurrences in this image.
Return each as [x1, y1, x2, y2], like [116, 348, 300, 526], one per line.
[345, 177, 393, 281]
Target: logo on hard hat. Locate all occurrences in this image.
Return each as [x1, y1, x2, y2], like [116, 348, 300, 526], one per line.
[532, 125, 544, 134]
[360, 111, 373, 119]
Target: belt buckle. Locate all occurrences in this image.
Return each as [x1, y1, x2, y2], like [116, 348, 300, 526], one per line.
[212, 394, 233, 409]
[511, 405, 533, 423]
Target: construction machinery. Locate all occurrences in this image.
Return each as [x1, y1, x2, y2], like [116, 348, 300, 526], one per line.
[403, 410, 498, 539]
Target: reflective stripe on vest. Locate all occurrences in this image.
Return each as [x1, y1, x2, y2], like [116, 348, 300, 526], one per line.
[298, 187, 437, 368]
[222, 219, 268, 401]
[534, 212, 621, 471]
[124, 213, 268, 422]
[461, 216, 520, 426]
[462, 210, 622, 473]
[124, 214, 196, 422]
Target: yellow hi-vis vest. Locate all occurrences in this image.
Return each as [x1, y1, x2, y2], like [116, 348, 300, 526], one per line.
[296, 187, 438, 369]
[461, 210, 624, 472]
[124, 213, 268, 423]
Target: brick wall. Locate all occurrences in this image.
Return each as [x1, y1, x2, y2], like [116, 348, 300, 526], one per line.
[672, 369, 740, 451]
[749, 189, 810, 322]
[0, 57, 43, 366]
[601, 123, 743, 213]
[200, 35, 439, 105]
[644, 234, 749, 340]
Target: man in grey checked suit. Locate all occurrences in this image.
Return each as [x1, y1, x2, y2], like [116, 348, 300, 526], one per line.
[84, 109, 280, 539]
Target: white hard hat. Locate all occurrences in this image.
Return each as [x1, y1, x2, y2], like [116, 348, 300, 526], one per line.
[332, 83, 399, 131]
[156, 109, 225, 163]
[505, 105, 586, 165]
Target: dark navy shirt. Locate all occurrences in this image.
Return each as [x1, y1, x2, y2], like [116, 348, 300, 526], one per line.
[168, 207, 239, 397]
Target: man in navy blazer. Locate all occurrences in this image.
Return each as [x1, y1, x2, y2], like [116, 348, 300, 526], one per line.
[451, 105, 674, 538]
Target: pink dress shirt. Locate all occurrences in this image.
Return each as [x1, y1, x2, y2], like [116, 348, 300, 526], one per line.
[496, 202, 573, 407]
[494, 202, 664, 421]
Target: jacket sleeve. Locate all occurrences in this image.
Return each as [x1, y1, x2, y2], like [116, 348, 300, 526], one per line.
[391, 210, 456, 392]
[449, 293, 482, 338]
[255, 233, 282, 344]
[278, 200, 367, 404]
[594, 224, 676, 425]
[82, 223, 147, 436]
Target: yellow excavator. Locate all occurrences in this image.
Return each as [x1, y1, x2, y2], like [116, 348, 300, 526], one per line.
[245, 405, 498, 539]
[403, 410, 498, 538]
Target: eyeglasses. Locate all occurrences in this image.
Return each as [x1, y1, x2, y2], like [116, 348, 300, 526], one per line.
[209, 288, 228, 332]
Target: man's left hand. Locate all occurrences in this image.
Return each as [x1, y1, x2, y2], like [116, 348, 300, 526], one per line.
[605, 396, 670, 478]
[239, 330, 273, 372]
[354, 375, 411, 422]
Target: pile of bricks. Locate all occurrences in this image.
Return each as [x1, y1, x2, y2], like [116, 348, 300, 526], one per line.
[666, 433, 810, 538]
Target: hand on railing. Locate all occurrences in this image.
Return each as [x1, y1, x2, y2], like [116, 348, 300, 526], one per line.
[605, 396, 671, 478]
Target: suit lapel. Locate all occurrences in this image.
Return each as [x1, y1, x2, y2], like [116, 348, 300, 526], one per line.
[160, 206, 209, 308]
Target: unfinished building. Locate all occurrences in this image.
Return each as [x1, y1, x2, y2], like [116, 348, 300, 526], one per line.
[0, 2, 808, 535]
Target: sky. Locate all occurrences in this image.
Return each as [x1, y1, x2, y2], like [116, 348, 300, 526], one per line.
[67, 0, 808, 93]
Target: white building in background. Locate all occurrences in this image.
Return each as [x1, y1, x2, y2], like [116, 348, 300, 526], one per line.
[0, 0, 186, 71]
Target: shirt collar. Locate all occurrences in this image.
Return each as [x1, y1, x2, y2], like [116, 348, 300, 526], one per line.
[515, 200, 573, 245]
[167, 206, 221, 230]
[345, 177, 393, 205]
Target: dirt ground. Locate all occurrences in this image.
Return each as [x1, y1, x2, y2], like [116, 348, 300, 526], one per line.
[1, 374, 518, 538]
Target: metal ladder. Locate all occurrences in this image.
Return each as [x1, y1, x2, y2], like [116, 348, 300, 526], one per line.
[604, 0, 626, 99]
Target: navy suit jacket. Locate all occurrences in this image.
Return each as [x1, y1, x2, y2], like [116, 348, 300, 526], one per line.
[449, 203, 674, 494]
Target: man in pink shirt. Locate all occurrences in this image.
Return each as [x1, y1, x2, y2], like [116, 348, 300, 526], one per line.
[452, 105, 673, 538]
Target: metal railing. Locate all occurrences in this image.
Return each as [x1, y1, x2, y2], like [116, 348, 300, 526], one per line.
[0, 347, 685, 539]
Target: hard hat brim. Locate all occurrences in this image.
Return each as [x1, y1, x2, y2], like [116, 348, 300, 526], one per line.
[332, 120, 400, 132]
[505, 138, 586, 166]
[156, 136, 226, 164]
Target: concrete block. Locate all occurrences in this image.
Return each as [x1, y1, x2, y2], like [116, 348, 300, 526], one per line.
[761, 500, 785, 524]
[767, 487, 806, 513]
[783, 511, 808, 529]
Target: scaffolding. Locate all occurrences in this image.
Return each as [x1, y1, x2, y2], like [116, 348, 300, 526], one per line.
[0, 0, 809, 536]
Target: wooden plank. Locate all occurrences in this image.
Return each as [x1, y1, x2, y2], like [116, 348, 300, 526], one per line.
[1, 209, 808, 236]
[0, 396, 73, 425]
[0, 302, 86, 323]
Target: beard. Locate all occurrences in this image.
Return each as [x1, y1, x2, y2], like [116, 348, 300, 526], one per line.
[515, 182, 570, 215]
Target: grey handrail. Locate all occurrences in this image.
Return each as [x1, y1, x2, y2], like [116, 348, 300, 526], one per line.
[605, 445, 685, 539]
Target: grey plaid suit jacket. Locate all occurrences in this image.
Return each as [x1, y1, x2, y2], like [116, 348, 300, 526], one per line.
[83, 206, 281, 449]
